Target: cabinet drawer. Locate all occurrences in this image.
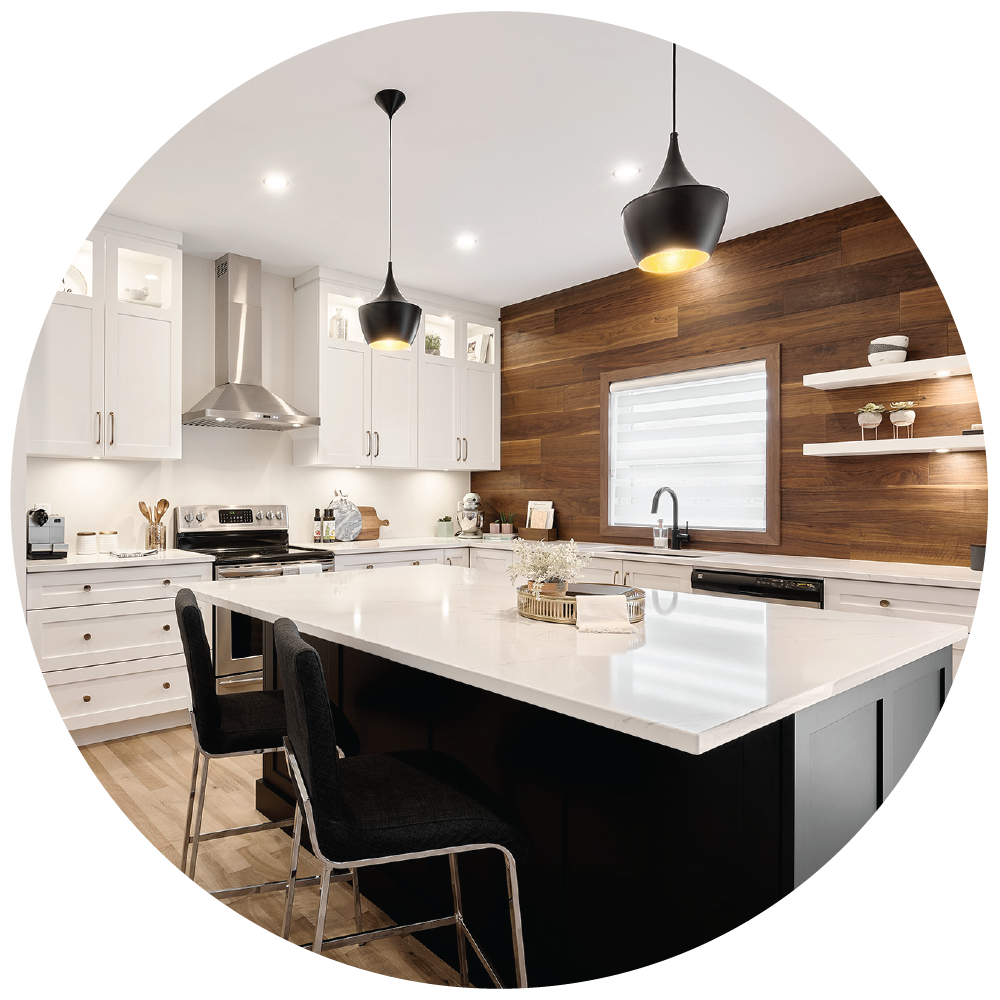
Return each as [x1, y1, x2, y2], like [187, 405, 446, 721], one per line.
[470, 548, 513, 573]
[442, 548, 470, 568]
[621, 559, 692, 594]
[824, 579, 977, 649]
[335, 549, 446, 571]
[27, 598, 181, 672]
[45, 654, 190, 730]
[27, 562, 212, 610]
[577, 557, 623, 585]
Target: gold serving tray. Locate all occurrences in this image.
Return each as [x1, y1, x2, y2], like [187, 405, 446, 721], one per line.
[516, 583, 645, 624]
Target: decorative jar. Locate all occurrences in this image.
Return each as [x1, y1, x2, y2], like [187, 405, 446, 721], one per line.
[145, 522, 166, 551]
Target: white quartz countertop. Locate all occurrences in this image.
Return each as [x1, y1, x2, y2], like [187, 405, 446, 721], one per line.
[293, 535, 983, 589]
[187, 564, 967, 755]
[26, 547, 216, 573]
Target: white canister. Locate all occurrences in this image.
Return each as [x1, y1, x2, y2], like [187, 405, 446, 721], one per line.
[98, 530, 119, 554]
[76, 531, 97, 555]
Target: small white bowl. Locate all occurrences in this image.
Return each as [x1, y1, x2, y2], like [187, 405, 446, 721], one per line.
[868, 335, 909, 367]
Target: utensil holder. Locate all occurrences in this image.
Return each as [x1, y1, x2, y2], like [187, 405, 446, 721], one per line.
[145, 522, 166, 551]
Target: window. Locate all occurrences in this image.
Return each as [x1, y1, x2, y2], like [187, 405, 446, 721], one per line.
[600, 344, 780, 545]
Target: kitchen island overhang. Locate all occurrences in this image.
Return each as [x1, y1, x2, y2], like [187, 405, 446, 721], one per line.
[186, 565, 962, 987]
[186, 563, 966, 755]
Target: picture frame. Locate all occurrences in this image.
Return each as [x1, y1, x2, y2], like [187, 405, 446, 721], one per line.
[467, 330, 492, 363]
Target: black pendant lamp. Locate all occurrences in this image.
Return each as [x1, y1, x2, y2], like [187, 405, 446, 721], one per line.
[622, 44, 729, 274]
[359, 89, 422, 350]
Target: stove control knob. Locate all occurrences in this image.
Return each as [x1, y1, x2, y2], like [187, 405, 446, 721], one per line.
[274, 510, 284, 520]
[256, 511, 264, 521]
[184, 512, 194, 523]
[265, 510, 274, 520]
[195, 511, 206, 522]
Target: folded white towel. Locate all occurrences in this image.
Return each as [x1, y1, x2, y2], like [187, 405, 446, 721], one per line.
[575, 595, 635, 633]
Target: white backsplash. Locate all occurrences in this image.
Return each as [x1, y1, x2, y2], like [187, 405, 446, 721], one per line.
[23, 253, 471, 547]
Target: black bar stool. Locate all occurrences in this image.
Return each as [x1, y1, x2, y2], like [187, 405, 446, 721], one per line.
[174, 589, 361, 903]
[273, 617, 529, 988]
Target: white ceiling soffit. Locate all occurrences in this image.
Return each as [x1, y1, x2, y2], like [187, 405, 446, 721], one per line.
[108, 12, 878, 308]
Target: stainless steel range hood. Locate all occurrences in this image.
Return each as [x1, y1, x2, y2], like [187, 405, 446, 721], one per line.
[182, 253, 320, 431]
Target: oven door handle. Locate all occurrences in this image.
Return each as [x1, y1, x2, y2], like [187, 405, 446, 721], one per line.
[217, 565, 287, 578]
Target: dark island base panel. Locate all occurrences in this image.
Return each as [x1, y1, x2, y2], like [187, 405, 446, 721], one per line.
[257, 636, 794, 987]
[257, 631, 949, 987]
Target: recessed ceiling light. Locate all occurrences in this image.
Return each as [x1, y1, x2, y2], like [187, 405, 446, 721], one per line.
[263, 175, 289, 189]
[934, 369, 952, 377]
[456, 235, 478, 249]
[613, 165, 641, 179]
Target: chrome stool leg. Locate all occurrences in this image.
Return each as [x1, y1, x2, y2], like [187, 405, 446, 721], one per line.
[314, 862, 333, 954]
[449, 854, 470, 987]
[187, 752, 211, 879]
[504, 850, 528, 989]
[180, 745, 200, 875]
[351, 868, 363, 935]
[282, 806, 304, 940]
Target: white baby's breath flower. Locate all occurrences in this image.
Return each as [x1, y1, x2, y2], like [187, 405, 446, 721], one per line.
[506, 539, 592, 597]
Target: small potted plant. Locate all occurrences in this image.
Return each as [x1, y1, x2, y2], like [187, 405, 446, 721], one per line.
[855, 402, 885, 440]
[499, 511, 516, 535]
[506, 538, 592, 598]
[425, 332, 441, 355]
[888, 400, 917, 438]
[436, 515, 453, 538]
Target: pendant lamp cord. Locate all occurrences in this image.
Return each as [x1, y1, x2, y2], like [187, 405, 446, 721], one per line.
[672, 42, 677, 135]
[388, 111, 393, 261]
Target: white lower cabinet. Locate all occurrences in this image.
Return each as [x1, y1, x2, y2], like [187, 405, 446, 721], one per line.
[26, 561, 212, 741]
[824, 577, 978, 672]
[577, 556, 692, 593]
[577, 556, 625, 585]
[334, 548, 468, 572]
[470, 547, 514, 575]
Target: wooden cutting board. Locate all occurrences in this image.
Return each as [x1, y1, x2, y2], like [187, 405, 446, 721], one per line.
[356, 506, 390, 541]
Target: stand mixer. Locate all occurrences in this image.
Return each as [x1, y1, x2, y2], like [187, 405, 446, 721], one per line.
[455, 492, 484, 538]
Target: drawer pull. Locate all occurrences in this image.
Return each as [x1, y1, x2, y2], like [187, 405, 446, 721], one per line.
[163, 580, 170, 586]
[162, 624, 171, 631]
[879, 599, 890, 608]
[83, 584, 92, 593]
[162, 682, 171, 690]
[613, 570, 619, 584]
[412, 560, 420, 566]
[446, 558, 452, 566]
[366, 564, 374, 570]
[83, 633, 92, 641]
[82, 695, 91, 703]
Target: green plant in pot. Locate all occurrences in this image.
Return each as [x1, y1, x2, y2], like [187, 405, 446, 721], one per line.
[887, 400, 917, 439]
[854, 401, 885, 440]
[436, 514, 453, 537]
[425, 332, 442, 355]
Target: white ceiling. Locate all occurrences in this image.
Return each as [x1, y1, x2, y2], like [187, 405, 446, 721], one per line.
[108, 12, 878, 308]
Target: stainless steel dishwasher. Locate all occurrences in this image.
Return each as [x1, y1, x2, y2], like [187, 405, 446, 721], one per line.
[690, 568, 823, 608]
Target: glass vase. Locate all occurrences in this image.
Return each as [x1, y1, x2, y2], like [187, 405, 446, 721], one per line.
[145, 522, 166, 551]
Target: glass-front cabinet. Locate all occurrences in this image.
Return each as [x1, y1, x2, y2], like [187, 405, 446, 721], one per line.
[292, 266, 499, 471]
[25, 220, 183, 461]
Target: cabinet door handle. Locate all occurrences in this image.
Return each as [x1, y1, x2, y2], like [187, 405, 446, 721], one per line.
[109, 411, 115, 446]
[879, 599, 890, 608]
[83, 584, 92, 593]
[162, 624, 171, 631]
[83, 633, 92, 641]
[162, 682, 171, 690]
[366, 430, 372, 456]
[82, 695, 91, 703]
[163, 580, 170, 586]
[446, 558, 452, 566]
[457, 437, 461, 461]
[95, 411, 102, 446]
[613, 570, 619, 584]
[462, 437, 468, 461]
[412, 560, 420, 566]
[366, 564, 374, 570]
[623, 572, 630, 586]
[374, 431, 380, 458]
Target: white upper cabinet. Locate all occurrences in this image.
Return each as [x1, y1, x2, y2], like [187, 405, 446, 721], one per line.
[418, 310, 500, 471]
[25, 218, 183, 461]
[292, 266, 499, 471]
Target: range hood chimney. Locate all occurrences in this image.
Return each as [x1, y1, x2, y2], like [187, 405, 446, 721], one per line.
[182, 253, 320, 431]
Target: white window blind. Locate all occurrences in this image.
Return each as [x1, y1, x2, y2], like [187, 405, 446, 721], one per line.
[608, 359, 768, 531]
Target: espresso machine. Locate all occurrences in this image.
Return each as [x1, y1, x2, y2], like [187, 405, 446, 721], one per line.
[27, 504, 68, 559]
[455, 492, 485, 539]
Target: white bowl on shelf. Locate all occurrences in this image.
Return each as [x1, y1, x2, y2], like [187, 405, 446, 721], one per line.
[868, 335, 908, 366]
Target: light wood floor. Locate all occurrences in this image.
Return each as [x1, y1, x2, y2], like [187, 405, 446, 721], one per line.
[80, 724, 462, 988]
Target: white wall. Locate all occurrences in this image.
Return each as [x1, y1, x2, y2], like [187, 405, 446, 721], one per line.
[24, 253, 470, 547]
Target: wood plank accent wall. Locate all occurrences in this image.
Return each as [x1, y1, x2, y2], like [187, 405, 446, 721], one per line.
[471, 197, 986, 567]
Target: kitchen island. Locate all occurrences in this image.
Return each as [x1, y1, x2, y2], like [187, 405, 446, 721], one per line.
[188, 565, 964, 986]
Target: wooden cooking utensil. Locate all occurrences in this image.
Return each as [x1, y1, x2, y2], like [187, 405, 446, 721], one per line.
[138, 501, 152, 523]
[154, 499, 169, 523]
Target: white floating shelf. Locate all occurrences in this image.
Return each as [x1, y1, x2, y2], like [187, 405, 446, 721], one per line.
[803, 434, 985, 457]
[802, 354, 971, 390]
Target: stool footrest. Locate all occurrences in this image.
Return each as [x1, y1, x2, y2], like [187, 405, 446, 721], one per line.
[188, 816, 294, 844]
[209, 870, 354, 900]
